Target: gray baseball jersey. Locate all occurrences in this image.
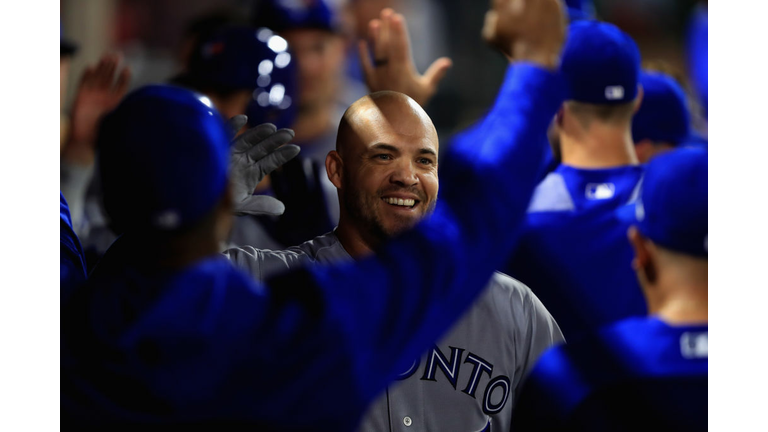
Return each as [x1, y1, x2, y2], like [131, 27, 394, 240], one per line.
[224, 231, 564, 432]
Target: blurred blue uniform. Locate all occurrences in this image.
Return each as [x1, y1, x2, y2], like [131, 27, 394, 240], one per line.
[506, 21, 648, 341]
[507, 165, 647, 341]
[62, 64, 565, 428]
[511, 317, 707, 431]
[60, 192, 87, 301]
[512, 147, 709, 431]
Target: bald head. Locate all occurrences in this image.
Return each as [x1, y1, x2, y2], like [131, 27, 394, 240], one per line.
[326, 91, 440, 256]
[336, 91, 438, 156]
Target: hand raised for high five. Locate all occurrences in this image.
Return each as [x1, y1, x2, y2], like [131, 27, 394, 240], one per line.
[358, 8, 452, 107]
[227, 116, 301, 217]
[63, 53, 131, 165]
[482, 0, 567, 69]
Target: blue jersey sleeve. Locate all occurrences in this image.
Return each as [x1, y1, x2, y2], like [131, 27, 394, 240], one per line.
[307, 63, 565, 407]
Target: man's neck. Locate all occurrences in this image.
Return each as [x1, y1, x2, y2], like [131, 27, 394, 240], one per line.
[334, 218, 379, 260]
[293, 103, 335, 143]
[645, 267, 708, 326]
[559, 125, 639, 169]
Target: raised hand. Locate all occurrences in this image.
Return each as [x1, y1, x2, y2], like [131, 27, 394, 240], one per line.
[227, 116, 301, 216]
[358, 8, 452, 107]
[63, 53, 131, 165]
[482, 0, 567, 69]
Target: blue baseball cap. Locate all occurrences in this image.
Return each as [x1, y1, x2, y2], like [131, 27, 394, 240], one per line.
[620, 147, 708, 257]
[632, 71, 691, 145]
[179, 26, 293, 92]
[252, 0, 342, 34]
[560, 20, 641, 105]
[97, 85, 231, 233]
[175, 26, 299, 129]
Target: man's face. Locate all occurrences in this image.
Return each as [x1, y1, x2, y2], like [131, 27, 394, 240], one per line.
[337, 98, 439, 241]
[281, 29, 346, 110]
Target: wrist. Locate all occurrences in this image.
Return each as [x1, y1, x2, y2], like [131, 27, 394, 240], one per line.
[511, 42, 562, 70]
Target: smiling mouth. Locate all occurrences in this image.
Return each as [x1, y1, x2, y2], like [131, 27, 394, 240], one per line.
[382, 197, 418, 209]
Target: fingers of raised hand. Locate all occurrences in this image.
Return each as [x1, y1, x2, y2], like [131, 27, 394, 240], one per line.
[113, 66, 132, 97]
[422, 57, 453, 90]
[232, 123, 277, 152]
[226, 115, 249, 138]
[388, 12, 411, 63]
[245, 129, 296, 161]
[253, 144, 301, 176]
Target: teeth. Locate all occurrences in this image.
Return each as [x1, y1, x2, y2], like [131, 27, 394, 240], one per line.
[384, 197, 416, 207]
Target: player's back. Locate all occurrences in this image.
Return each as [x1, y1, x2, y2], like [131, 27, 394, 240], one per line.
[506, 164, 647, 340]
[511, 316, 708, 431]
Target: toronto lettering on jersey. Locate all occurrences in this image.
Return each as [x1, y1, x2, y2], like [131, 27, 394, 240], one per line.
[396, 345, 511, 415]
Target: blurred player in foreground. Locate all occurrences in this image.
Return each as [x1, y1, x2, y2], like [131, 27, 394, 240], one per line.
[632, 71, 694, 163]
[227, 6, 563, 431]
[511, 147, 708, 431]
[60, 0, 569, 427]
[506, 20, 647, 341]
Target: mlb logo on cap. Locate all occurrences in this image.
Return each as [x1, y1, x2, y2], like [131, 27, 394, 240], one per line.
[605, 86, 625, 100]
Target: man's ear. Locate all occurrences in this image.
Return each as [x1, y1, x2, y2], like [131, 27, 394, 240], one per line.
[634, 139, 654, 164]
[555, 106, 565, 128]
[326, 151, 344, 189]
[628, 226, 657, 285]
[633, 85, 644, 114]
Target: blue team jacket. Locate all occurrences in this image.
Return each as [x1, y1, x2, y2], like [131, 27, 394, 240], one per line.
[511, 316, 708, 431]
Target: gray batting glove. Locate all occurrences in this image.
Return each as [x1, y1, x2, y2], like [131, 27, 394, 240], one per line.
[227, 115, 301, 216]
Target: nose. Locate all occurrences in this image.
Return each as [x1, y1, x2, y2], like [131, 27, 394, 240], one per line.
[390, 160, 419, 187]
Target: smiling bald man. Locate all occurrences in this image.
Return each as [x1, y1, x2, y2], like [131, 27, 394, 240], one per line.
[328, 91, 440, 258]
[225, 90, 564, 432]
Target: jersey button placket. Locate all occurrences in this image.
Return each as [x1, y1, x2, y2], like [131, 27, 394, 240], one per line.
[403, 416, 412, 427]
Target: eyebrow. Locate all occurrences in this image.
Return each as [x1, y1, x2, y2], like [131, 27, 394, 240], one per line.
[370, 143, 437, 157]
[371, 143, 400, 153]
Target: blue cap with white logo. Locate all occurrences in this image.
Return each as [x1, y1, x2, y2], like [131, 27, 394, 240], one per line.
[175, 26, 299, 129]
[560, 20, 641, 105]
[97, 85, 231, 233]
[632, 71, 691, 145]
[623, 147, 708, 257]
